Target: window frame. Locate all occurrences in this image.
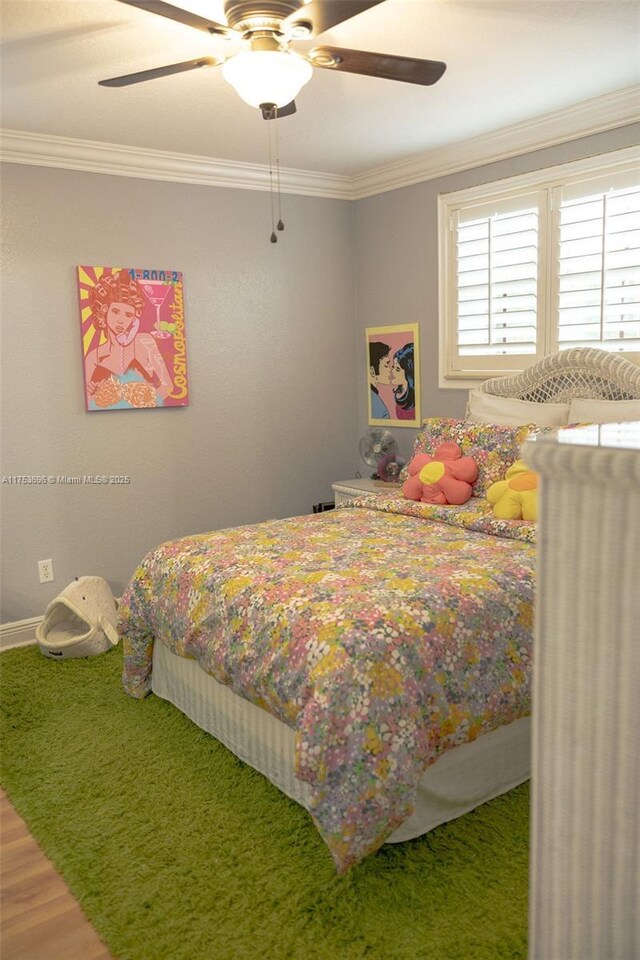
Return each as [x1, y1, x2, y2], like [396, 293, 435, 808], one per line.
[438, 146, 640, 389]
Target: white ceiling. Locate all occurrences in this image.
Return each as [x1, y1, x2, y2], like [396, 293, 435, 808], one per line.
[1, 0, 639, 178]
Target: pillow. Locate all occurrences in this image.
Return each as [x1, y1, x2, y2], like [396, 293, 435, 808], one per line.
[402, 443, 478, 505]
[467, 390, 570, 426]
[404, 418, 547, 497]
[486, 460, 538, 522]
[568, 397, 640, 424]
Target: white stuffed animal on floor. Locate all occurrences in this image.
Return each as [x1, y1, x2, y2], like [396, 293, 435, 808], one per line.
[36, 576, 119, 659]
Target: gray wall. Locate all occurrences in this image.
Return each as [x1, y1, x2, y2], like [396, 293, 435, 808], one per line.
[0, 166, 358, 621]
[2, 122, 638, 621]
[354, 123, 640, 464]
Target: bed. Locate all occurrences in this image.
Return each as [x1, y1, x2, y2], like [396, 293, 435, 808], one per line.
[119, 348, 640, 873]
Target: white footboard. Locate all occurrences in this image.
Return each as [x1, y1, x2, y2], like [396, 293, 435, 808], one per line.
[526, 424, 640, 960]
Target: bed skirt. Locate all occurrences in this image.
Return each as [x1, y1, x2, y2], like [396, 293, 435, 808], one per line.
[152, 640, 531, 843]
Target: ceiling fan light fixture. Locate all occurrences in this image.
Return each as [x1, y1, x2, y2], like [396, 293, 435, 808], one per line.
[222, 49, 312, 108]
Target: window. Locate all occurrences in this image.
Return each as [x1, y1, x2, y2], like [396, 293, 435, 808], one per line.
[556, 180, 640, 351]
[439, 148, 640, 386]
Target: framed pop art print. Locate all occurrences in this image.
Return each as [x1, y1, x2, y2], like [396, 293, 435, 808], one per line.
[77, 265, 189, 411]
[366, 323, 420, 427]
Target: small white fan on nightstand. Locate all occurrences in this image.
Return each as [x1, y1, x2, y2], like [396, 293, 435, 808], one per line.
[359, 429, 406, 481]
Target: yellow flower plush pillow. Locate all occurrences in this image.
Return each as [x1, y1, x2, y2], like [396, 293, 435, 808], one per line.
[486, 460, 538, 522]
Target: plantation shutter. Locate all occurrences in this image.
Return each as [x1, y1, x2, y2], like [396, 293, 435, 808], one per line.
[440, 149, 638, 385]
[556, 174, 640, 354]
[451, 192, 541, 375]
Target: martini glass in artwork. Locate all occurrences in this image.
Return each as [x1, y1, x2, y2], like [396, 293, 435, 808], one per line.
[141, 281, 173, 339]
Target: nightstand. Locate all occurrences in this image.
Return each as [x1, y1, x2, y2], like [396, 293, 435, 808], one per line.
[332, 478, 395, 506]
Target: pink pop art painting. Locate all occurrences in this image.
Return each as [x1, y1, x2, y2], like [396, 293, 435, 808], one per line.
[77, 266, 189, 411]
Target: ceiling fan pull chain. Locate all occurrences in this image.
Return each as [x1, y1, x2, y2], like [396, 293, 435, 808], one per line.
[267, 113, 277, 243]
[275, 109, 284, 232]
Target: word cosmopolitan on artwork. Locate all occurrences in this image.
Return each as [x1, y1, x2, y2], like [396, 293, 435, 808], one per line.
[169, 281, 188, 401]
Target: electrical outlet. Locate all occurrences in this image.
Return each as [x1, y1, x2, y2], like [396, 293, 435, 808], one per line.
[38, 559, 54, 583]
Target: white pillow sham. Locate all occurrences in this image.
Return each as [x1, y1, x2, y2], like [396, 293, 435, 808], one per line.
[467, 389, 570, 427]
[568, 397, 640, 424]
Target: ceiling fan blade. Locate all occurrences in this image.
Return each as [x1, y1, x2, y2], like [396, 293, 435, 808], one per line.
[114, 0, 233, 36]
[309, 46, 446, 85]
[261, 100, 297, 120]
[99, 57, 221, 87]
[285, 1, 384, 37]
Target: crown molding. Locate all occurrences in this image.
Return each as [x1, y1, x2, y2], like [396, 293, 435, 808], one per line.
[350, 85, 640, 200]
[1, 85, 638, 201]
[0, 130, 353, 200]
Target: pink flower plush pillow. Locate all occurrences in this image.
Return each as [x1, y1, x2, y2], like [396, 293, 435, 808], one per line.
[403, 418, 543, 497]
[403, 442, 478, 505]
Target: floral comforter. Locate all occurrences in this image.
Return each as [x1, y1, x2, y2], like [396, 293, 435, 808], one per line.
[120, 493, 535, 873]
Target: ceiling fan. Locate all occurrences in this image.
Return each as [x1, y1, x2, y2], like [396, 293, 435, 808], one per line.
[99, 0, 447, 118]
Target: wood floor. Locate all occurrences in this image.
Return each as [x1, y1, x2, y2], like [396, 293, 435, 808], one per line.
[0, 788, 114, 960]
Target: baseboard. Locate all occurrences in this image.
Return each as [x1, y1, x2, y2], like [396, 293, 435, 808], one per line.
[1, 616, 42, 651]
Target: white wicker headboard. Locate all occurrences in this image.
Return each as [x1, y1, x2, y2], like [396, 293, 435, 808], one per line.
[475, 348, 640, 403]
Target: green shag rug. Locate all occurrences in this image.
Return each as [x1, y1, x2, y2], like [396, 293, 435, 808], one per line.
[0, 646, 529, 960]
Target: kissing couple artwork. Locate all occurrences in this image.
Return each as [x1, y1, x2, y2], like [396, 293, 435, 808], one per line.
[367, 323, 420, 428]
